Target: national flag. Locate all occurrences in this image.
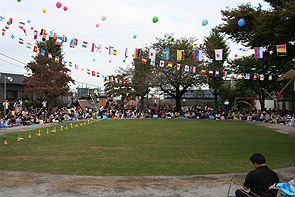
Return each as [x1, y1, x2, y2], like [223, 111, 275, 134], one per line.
[123, 80, 126, 85]
[119, 79, 122, 84]
[92, 71, 95, 76]
[5, 18, 12, 29]
[209, 70, 213, 76]
[109, 45, 114, 55]
[125, 48, 129, 58]
[82, 41, 88, 48]
[19, 22, 27, 36]
[215, 49, 223, 60]
[269, 75, 272, 81]
[185, 65, 189, 72]
[238, 47, 250, 51]
[48, 53, 52, 58]
[223, 71, 228, 78]
[177, 64, 181, 70]
[277, 44, 287, 56]
[2, 29, 5, 36]
[40, 29, 46, 36]
[91, 43, 97, 52]
[159, 60, 164, 67]
[87, 69, 90, 75]
[55, 56, 59, 63]
[168, 62, 172, 68]
[115, 78, 118, 83]
[149, 49, 156, 60]
[75, 64, 78, 70]
[42, 33, 47, 41]
[192, 66, 196, 73]
[231, 72, 235, 78]
[246, 73, 250, 79]
[62, 61, 66, 65]
[194, 50, 202, 61]
[177, 50, 184, 60]
[241, 73, 245, 79]
[254, 47, 263, 58]
[33, 46, 38, 53]
[96, 72, 100, 77]
[201, 69, 206, 74]
[260, 74, 264, 81]
[134, 48, 141, 58]
[162, 50, 169, 60]
[150, 59, 155, 66]
[61, 35, 67, 42]
[50, 31, 56, 38]
[55, 37, 63, 45]
[97, 44, 102, 53]
[215, 70, 219, 77]
[113, 50, 117, 56]
[0, 16, 4, 22]
[19, 38, 23, 44]
[142, 57, 147, 64]
[70, 38, 78, 48]
[68, 62, 72, 67]
[41, 50, 45, 56]
[254, 74, 257, 80]
[34, 30, 38, 39]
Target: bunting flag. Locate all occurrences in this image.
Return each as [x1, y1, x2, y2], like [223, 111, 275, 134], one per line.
[215, 49, 223, 60]
[238, 47, 250, 51]
[42, 33, 47, 41]
[260, 74, 264, 81]
[192, 66, 196, 73]
[96, 72, 100, 77]
[92, 71, 95, 76]
[34, 30, 38, 39]
[277, 44, 286, 56]
[119, 79, 122, 84]
[162, 50, 169, 60]
[177, 64, 181, 70]
[109, 45, 114, 55]
[201, 69, 206, 74]
[97, 44, 102, 53]
[231, 72, 235, 78]
[177, 50, 184, 60]
[241, 73, 245, 79]
[55, 37, 62, 45]
[150, 59, 155, 66]
[19, 38, 23, 44]
[5, 18, 12, 30]
[159, 60, 164, 67]
[168, 62, 172, 68]
[48, 53, 52, 58]
[2, 29, 5, 36]
[269, 75, 272, 80]
[19, 22, 27, 36]
[82, 41, 88, 48]
[209, 70, 213, 76]
[185, 65, 189, 72]
[55, 56, 59, 63]
[61, 35, 67, 42]
[69, 62, 72, 67]
[254, 74, 257, 80]
[10, 34, 15, 39]
[134, 48, 141, 58]
[41, 49, 45, 56]
[113, 50, 117, 56]
[215, 70, 219, 77]
[125, 48, 129, 59]
[91, 43, 98, 52]
[33, 46, 38, 53]
[223, 71, 228, 78]
[142, 57, 147, 64]
[246, 73, 250, 79]
[50, 31, 56, 38]
[123, 80, 126, 85]
[254, 47, 263, 58]
[75, 64, 78, 69]
[87, 69, 90, 75]
[70, 38, 78, 48]
[149, 49, 156, 60]
[194, 50, 202, 61]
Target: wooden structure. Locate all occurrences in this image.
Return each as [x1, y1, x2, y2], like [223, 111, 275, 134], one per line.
[277, 69, 295, 111]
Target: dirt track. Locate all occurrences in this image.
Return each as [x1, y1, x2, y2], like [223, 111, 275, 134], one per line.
[0, 121, 294, 197]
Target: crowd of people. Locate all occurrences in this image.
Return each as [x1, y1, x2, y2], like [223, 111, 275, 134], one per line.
[1, 100, 295, 128]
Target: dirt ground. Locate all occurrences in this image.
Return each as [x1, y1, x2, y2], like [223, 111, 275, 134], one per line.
[0, 121, 294, 197]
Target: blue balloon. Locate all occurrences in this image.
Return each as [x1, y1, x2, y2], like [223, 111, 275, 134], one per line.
[202, 19, 208, 26]
[27, 19, 31, 23]
[238, 19, 245, 27]
[93, 58, 96, 62]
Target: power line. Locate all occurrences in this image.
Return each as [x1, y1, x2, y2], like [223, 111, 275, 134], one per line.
[0, 52, 27, 65]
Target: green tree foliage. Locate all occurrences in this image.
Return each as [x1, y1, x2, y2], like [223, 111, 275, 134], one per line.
[148, 34, 205, 111]
[23, 38, 75, 109]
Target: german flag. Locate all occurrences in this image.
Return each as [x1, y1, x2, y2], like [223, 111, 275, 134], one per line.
[277, 44, 286, 56]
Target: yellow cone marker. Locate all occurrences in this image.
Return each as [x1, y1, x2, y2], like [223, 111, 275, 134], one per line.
[28, 134, 31, 139]
[4, 140, 7, 145]
[65, 125, 68, 130]
[17, 137, 20, 141]
[46, 129, 49, 135]
[84, 122, 86, 125]
[61, 126, 63, 131]
[70, 123, 73, 128]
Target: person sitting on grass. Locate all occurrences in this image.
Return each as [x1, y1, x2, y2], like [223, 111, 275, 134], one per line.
[235, 153, 279, 197]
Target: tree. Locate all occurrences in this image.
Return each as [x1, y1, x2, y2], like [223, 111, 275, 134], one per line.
[149, 34, 205, 111]
[201, 28, 230, 110]
[23, 38, 75, 109]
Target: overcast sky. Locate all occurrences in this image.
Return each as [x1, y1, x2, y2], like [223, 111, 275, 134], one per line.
[0, 0, 270, 89]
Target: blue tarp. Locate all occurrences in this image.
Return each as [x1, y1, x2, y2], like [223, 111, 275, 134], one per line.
[276, 183, 295, 196]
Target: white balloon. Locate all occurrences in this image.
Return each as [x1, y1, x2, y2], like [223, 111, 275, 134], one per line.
[269, 51, 273, 55]
[101, 15, 107, 21]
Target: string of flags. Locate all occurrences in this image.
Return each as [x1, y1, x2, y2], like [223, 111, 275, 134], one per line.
[0, 15, 288, 82]
[1, 119, 101, 145]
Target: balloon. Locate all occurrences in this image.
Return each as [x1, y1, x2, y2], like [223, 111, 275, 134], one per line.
[63, 6, 67, 11]
[202, 19, 208, 26]
[152, 16, 158, 23]
[56, 2, 61, 8]
[193, 45, 196, 49]
[133, 34, 137, 39]
[101, 15, 107, 21]
[96, 23, 99, 28]
[42, 8, 46, 13]
[238, 19, 245, 27]
[27, 19, 31, 23]
[123, 59, 126, 63]
[17, 0, 21, 2]
[234, 54, 238, 57]
[109, 60, 112, 63]
[93, 58, 96, 62]
[168, 39, 171, 43]
[269, 51, 273, 55]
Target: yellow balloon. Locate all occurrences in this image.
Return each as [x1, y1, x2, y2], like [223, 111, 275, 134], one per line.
[193, 45, 196, 49]
[42, 8, 46, 13]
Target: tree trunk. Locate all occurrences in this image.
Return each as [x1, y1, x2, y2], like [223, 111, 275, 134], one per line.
[175, 97, 182, 111]
[140, 96, 144, 110]
[214, 94, 219, 111]
[259, 93, 265, 111]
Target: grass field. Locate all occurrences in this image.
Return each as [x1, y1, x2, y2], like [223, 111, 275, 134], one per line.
[0, 119, 294, 176]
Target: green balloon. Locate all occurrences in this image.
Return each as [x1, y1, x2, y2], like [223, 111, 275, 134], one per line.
[168, 39, 171, 43]
[123, 59, 126, 62]
[152, 16, 158, 23]
[17, 0, 21, 2]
